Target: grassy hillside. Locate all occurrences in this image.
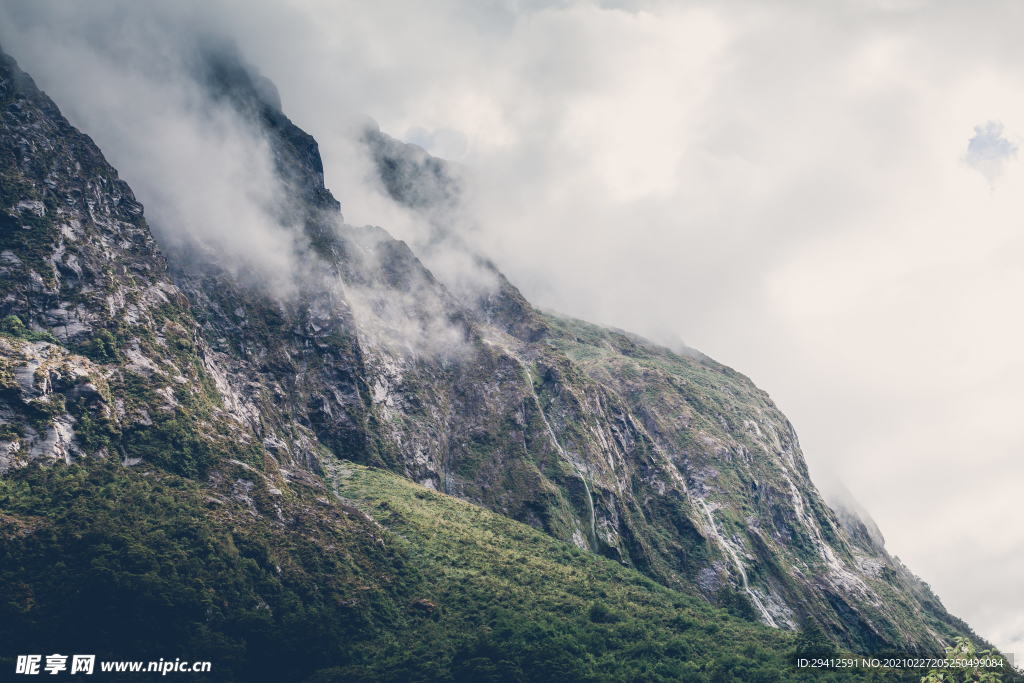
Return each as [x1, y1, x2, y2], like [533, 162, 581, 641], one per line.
[6, 454, 1004, 682]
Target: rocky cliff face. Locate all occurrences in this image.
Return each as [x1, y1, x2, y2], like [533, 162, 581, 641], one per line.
[0, 46, 217, 474]
[0, 44, 977, 654]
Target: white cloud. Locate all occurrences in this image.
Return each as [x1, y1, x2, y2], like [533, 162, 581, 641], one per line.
[0, 0, 306, 292]
[402, 126, 470, 160]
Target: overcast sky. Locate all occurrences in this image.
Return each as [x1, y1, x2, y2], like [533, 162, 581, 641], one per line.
[2, 0, 1022, 654]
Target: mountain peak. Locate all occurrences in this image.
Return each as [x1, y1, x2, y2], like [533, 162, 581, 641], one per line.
[0, 43, 997, 670]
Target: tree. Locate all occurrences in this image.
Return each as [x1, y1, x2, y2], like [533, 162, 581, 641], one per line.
[921, 637, 1005, 683]
[793, 618, 840, 660]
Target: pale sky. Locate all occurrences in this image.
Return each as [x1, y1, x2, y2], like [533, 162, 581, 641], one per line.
[2, 0, 1022, 654]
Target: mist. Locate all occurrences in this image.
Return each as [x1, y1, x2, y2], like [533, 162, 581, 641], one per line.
[2, 0, 1023, 654]
[0, 1, 322, 295]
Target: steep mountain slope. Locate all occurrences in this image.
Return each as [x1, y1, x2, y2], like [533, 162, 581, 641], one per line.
[351, 130, 979, 652]
[0, 39, 987, 664]
[0, 47, 253, 479]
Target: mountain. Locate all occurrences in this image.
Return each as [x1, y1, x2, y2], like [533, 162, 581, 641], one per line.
[0, 42, 996, 679]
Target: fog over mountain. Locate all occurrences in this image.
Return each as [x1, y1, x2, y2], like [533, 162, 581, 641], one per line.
[2, 0, 1022, 654]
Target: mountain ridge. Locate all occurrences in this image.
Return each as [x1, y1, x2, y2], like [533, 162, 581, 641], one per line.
[0, 41, 993, 668]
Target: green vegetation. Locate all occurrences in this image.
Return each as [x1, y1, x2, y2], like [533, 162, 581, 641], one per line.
[0, 314, 59, 344]
[1, 459, 403, 682]
[922, 638, 1005, 683]
[0, 202, 61, 293]
[78, 329, 121, 363]
[525, 311, 979, 651]
[3, 457, 1015, 682]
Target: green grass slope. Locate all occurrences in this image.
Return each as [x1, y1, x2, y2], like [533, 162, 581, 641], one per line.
[6, 456, 1006, 683]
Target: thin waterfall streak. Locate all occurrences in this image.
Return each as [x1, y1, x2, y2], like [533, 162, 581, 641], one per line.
[486, 341, 598, 551]
[697, 499, 778, 628]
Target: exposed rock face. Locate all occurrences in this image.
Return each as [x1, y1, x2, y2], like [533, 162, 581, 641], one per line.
[0, 48, 212, 472]
[0, 48, 286, 484]
[0, 44, 973, 653]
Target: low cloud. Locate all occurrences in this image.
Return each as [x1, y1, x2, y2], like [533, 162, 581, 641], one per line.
[402, 126, 470, 161]
[0, 1, 309, 295]
[0, 0, 497, 357]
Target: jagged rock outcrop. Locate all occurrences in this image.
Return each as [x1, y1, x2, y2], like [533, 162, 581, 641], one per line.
[0, 46, 209, 471]
[0, 42, 977, 655]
